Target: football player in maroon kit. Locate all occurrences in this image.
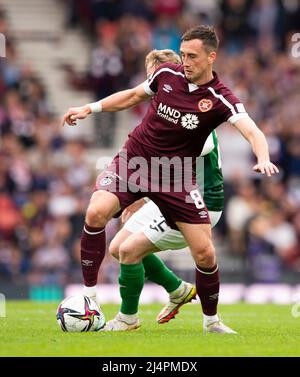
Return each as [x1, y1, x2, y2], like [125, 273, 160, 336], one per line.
[63, 25, 279, 333]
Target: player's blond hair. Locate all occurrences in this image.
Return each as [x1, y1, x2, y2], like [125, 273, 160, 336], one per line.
[145, 49, 181, 70]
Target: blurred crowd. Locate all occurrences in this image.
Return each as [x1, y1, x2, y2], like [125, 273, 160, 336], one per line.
[0, 0, 300, 288]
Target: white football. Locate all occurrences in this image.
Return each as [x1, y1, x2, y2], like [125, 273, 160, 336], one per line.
[56, 295, 105, 332]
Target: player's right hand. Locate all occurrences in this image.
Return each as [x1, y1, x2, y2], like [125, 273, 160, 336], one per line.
[121, 199, 146, 224]
[62, 105, 91, 126]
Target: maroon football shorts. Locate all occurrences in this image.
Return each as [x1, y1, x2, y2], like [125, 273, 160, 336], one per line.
[95, 152, 211, 230]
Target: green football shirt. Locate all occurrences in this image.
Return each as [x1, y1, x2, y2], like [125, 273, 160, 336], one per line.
[196, 130, 224, 212]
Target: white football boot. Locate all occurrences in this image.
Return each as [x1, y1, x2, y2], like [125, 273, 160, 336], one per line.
[203, 321, 238, 334]
[156, 282, 197, 324]
[101, 313, 141, 331]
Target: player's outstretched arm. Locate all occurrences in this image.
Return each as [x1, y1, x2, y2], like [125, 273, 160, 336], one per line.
[233, 117, 280, 177]
[62, 83, 150, 126]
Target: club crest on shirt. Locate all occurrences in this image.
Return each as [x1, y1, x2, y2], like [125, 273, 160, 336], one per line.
[198, 99, 213, 112]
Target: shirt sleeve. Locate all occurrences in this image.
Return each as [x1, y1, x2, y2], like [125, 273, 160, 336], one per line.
[143, 79, 156, 96]
[227, 103, 249, 124]
[208, 86, 249, 124]
[143, 62, 178, 96]
[143, 68, 161, 95]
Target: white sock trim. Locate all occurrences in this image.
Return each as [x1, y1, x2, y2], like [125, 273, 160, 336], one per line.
[196, 265, 219, 274]
[119, 312, 138, 323]
[203, 314, 219, 325]
[83, 226, 105, 235]
[169, 281, 184, 297]
[83, 285, 97, 296]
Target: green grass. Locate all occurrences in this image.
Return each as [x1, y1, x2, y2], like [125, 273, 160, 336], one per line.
[0, 301, 299, 357]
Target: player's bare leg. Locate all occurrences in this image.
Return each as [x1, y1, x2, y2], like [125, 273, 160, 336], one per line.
[109, 228, 133, 261]
[177, 222, 237, 334]
[81, 190, 121, 305]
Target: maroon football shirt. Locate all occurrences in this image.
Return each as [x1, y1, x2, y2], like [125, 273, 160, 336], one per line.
[125, 62, 248, 161]
[96, 62, 250, 226]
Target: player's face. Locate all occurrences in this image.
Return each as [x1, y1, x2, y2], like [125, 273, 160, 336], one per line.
[180, 39, 216, 84]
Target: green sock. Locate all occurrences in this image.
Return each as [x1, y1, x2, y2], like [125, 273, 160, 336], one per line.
[142, 254, 182, 293]
[119, 263, 145, 315]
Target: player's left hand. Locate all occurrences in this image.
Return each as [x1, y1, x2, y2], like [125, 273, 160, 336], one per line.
[252, 161, 279, 177]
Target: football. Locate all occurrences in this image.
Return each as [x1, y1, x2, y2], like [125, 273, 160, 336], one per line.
[56, 295, 105, 332]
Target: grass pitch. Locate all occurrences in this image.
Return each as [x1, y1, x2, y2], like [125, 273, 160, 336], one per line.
[0, 301, 299, 357]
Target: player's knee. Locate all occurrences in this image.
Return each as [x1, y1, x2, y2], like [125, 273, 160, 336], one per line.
[85, 204, 109, 228]
[86, 191, 119, 227]
[86, 191, 113, 227]
[193, 244, 216, 268]
[108, 239, 120, 260]
[119, 239, 141, 264]
[118, 241, 133, 262]
[85, 206, 106, 227]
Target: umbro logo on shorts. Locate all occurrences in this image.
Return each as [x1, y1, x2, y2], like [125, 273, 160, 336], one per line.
[198, 210, 208, 218]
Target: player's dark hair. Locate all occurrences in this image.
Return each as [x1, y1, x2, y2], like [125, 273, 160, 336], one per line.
[181, 25, 219, 52]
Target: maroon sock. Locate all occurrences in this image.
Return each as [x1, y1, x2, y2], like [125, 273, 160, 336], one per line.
[195, 264, 219, 316]
[81, 223, 106, 287]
